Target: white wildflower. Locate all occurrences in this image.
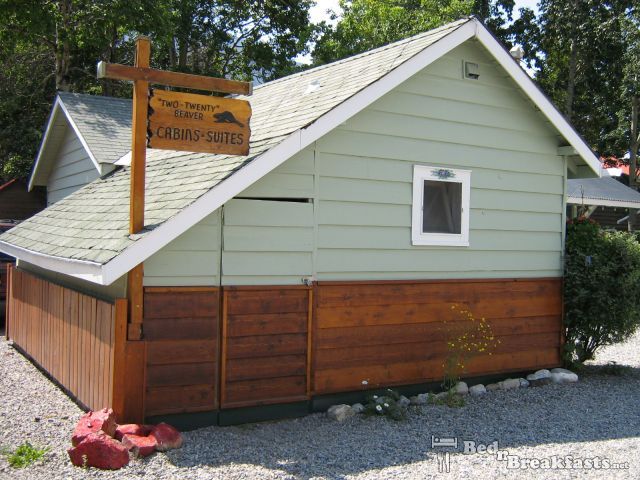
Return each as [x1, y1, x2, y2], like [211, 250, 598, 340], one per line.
[375, 405, 383, 412]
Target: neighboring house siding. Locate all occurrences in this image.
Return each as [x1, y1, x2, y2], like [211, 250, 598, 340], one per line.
[144, 210, 222, 286]
[47, 128, 99, 205]
[314, 41, 564, 281]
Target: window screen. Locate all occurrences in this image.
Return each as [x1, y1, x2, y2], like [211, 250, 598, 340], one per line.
[422, 180, 462, 234]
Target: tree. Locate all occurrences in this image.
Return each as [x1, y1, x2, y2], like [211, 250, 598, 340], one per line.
[513, 1, 635, 159]
[151, 1, 316, 83]
[312, 0, 516, 65]
[0, 0, 315, 179]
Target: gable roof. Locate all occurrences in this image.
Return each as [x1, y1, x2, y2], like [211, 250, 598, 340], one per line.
[0, 17, 602, 285]
[29, 92, 132, 189]
[567, 177, 640, 209]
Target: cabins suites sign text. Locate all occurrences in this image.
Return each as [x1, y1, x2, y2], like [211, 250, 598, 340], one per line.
[148, 89, 251, 156]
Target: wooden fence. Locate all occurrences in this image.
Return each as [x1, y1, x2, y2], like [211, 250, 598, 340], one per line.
[6, 265, 116, 411]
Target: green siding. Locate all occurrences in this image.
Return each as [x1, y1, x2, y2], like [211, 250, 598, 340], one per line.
[221, 199, 314, 285]
[143, 39, 568, 286]
[315, 40, 565, 280]
[238, 148, 315, 198]
[47, 128, 99, 205]
[144, 210, 221, 286]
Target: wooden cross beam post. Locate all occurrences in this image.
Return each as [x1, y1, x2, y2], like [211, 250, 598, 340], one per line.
[97, 37, 252, 341]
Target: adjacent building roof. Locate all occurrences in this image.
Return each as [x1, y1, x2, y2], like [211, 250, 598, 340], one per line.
[29, 92, 132, 189]
[567, 177, 640, 208]
[0, 17, 602, 285]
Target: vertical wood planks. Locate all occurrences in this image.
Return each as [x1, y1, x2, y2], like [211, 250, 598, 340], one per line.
[6, 269, 117, 411]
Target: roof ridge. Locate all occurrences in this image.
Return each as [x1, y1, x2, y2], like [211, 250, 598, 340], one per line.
[252, 18, 471, 92]
[57, 91, 131, 103]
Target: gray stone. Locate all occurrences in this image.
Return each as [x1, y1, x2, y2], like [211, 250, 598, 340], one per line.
[519, 378, 530, 388]
[327, 404, 354, 422]
[551, 368, 579, 381]
[397, 396, 411, 408]
[500, 378, 521, 390]
[529, 369, 552, 379]
[486, 383, 501, 392]
[434, 392, 449, 401]
[527, 369, 553, 387]
[550, 371, 579, 384]
[351, 403, 365, 414]
[450, 381, 469, 395]
[410, 393, 429, 405]
[469, 384, 487, 396]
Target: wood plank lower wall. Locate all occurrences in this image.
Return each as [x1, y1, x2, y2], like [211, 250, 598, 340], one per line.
[6, 266, 115, 411]
[312, 278, 563, 395]
[144, 287, 220, 416]
[221, 286, 310, 409]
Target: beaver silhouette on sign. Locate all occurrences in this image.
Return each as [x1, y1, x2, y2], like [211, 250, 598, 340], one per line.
[213, 111, 244, 127]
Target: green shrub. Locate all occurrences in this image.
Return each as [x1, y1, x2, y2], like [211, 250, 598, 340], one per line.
[362, 389, 406, 420]
[3, 442, 49, 468]
[564, 217, 640, 364]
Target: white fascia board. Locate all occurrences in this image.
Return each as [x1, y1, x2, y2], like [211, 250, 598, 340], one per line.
[0, 240, 104, 283]
[474, 23, 602, 178]
[100, 21, 478, 286]
[566, 196, 640, 209]
[57, 98, 102, 173]
[28, 98, 62, 191]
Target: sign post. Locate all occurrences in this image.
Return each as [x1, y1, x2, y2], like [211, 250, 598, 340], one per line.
[97, 38, 252, 340]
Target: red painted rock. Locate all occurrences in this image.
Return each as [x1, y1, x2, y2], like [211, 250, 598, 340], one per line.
[149, 423, 183, 451]
[121, 433, 157, 458]
[72, 408, 117, 446]
[114, 424, 152, 441]
[67, 432, 129, 470]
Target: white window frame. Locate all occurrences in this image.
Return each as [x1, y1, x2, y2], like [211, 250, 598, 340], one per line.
[411, 165, 471, 246]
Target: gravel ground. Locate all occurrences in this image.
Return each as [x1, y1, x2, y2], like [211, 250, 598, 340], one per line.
[1, 331, 639, 480]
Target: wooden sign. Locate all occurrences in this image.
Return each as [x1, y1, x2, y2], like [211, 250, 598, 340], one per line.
[148, 89, 251, 156]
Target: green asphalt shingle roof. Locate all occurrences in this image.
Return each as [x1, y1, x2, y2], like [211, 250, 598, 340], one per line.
[58, 92, 132, 164]
[0, 19, 469, 265]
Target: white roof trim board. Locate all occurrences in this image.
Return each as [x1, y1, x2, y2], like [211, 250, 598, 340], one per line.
[2, 18, 602, 285]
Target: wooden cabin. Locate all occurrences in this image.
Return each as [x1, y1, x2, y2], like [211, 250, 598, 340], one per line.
[0, 18, 602, 427]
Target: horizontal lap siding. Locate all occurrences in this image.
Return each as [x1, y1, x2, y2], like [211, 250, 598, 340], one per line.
[222, 287, 310, 408]
[144, 210, 221, 287]
[144, 287, 220, 416]
[222, 200, 314, 285]
[315, 41, 564, 281]
[6, 267, 115, 410]
[313, 278, 563, 394]
[47, 129, 99, 205]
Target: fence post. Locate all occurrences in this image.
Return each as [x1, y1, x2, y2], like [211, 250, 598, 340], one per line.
[4, 263, 11, 340]
[112, 298, 145, 423]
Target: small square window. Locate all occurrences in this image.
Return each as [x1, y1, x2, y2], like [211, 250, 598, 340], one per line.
[412, 165, 470, 246]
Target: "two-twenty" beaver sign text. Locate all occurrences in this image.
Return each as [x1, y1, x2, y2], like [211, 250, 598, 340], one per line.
[148, 89, 251, 156]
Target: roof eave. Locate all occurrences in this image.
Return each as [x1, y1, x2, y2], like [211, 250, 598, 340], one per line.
[474, 22, 602, 177]
[0, 240, 106, 284]
[566, 197, 640, 209]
